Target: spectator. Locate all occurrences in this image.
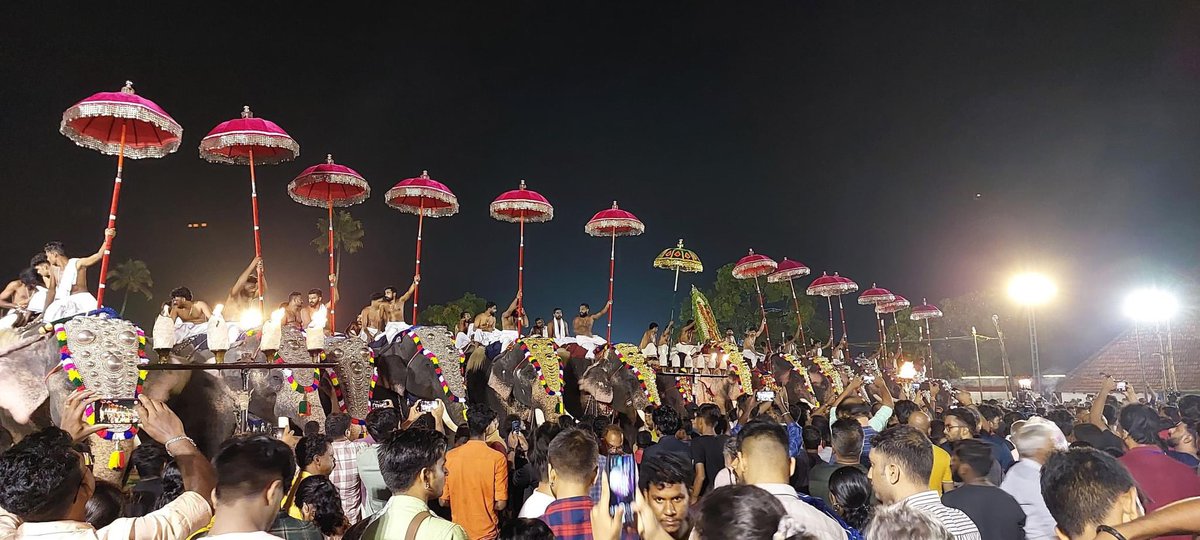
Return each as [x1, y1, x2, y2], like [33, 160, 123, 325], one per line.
[1001, 422, 1059, 540]
[943, 407, 1002, 485]
[541, 428, 599, 539]
[517, 423, 561, 519]
[1165, 421, 1199, 469]
[868, 425, 980, 540]
[1115, 403, 1200, 516]
[287, 436, 335, 519]
[207, 435, 300, 539]
[808, 419, 865, 505]
[694, 485, 800, 540]
[367, 428, 467, 540]
[639, 453, 695, 539]
[905, 409, 954, 494]
[735, 421, 850, 538]
[441, 406, 507, 540]
[943, 439, 1025, 540]
[689, 403, 727, 498]
[975, 404, 1015, 473]
[156, 460, 185, 511]
[127, 443, 169, 517]
[498, 518, 554, 540]
[642, 406, 690, 466]
[1086, 377, 1129, 455]
[325, 414, 366, 524]
[634, 431, 653, 463]
[600, 424, 625, 456]
[1041, 447, 1141, 540]
[865, 502, 954, 540]
[0, 393, 214, 540]
[85, 481, 125, 530]
[829, 376, 895, 464]
[828, 466, 874, 531]
[290, 475, 349, 539]
[305, 421, 322, 438]
[711, 437, 739, 489]
[356, 406, 403, 517]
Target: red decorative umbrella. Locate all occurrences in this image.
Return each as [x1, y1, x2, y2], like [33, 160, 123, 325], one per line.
[585, 201, 645, 343]
[876, 294, 911, 353]
[200, 106, 300, 311]
[806, 272, 858, 343]
[288, 155, 371, 331]
[490, 180, 554, 318]
[60, 81, 182, 307]
[733, 249, 778, 349]
[385, 170, 459, 322]
[767, 258, 811, 352]
[910, 299, 944, 374]
[858, 284, 896, 354]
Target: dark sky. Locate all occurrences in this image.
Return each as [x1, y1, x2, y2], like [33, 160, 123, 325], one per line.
[4, 3, 1200, 372]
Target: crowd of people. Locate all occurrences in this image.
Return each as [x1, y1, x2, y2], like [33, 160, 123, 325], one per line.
[6, 369, 1200, 540]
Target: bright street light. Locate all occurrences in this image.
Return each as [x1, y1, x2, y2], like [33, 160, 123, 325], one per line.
[1008, 273, 1057, 306]
[1123, 288, 1179, 323]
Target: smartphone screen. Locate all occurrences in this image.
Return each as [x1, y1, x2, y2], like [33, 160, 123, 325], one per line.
[1116, 381, 1127, 392]
[370, 399, 394, 410]
[755, 390, 775, 402]
[418, 399, 438, 413]
[607, 454, 637, 525]
[97, 399, 139, 425]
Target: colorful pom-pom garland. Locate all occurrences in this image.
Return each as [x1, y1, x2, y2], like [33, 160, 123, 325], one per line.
[56, 324, 148, 441]
[613, 343, 660, 405]
[409, 331, 464, 403]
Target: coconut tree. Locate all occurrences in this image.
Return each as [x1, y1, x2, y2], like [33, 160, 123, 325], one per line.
[312, 210, 365, 281]
[107, 259, 153, 317]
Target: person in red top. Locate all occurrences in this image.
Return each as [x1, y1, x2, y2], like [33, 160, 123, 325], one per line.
[441, 407, 509, 540]
[1115, 403, 1200, 539]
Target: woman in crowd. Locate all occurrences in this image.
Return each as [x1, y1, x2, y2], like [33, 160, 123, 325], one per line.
[828, 466, 873, 530]
[294, 475, 350, 539]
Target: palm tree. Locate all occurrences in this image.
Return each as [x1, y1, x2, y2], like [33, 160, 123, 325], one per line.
[107, 259, 153, 316]
[312, 210, 365, 280]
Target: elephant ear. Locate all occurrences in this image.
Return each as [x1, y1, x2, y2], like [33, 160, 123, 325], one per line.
[373, 335, 411, 395]
[0, 333, 56, 425]
[511, 363, 535, 408]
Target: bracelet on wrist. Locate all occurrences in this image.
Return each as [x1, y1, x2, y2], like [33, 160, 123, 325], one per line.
[164, 435, 195, 457]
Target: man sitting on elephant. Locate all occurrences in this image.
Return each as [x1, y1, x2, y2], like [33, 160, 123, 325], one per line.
[572, 301, 611, 359]
[167, 286, 213, 343]
[222, 256, 261, 325]
[473, 294, 521, 350]
[41, 229, 113, 322]
[742, 318, 768, 368]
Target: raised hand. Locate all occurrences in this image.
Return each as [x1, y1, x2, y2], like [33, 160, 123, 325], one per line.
[60, 390, 111, 443]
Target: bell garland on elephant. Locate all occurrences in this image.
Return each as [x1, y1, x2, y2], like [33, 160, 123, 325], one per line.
[613, 343, 659, 405]
[55, 320, 149, 469]
[409, 330, 465, 403]
[519, 337, 566, 414]
[813, 354, 843, 395]
[272, 352, 321, 416]
[714, 340, 752, 394]
[690, 286, 722, 343]
[782, 354, 820, 408]
[675, 376, 694, 405]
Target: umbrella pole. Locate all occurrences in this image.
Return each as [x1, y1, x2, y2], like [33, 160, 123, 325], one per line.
[607, 230, 615, 344]
[412, 205, 424, 323]
[837, 294, 848, 342]
[825, 296, 835, 345]
[754, 276, 772, 352]
[518, 215, 525, 314]
[327, 199, 336, 331]
[669, 267, 680, 324]
[788, 279, 807, 355]
[892, 313, 902, 352]
[876, 313, 887, 357]
[95, 124, 127, 307]
[248, 148, 265, 313]
[925, 319, 934, 377]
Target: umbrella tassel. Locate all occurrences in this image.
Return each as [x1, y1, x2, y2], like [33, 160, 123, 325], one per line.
[95, 123, 126, 307]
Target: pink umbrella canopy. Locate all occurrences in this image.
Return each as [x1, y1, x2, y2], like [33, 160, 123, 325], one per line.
[732, 249, 778, 279]
[385, 170, 459, 217]
[490, 180, 554, 222]
[876, 295, 911, 314]
[766, 258, 810, 283]
[288, 154, 371, 208]
[858, 284, 896, 305]
[910, 300, 944, 320]
[585, 201, 645, 237]
[199, 106, 299, 165]
[60, 80, 182, 159]
[807, 272, 857, 296]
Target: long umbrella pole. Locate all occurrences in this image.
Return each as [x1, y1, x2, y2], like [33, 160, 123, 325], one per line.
[925, 319, 934, 377]
[327, 199, 336, 331]
[669, 267, 680, 324]
[517, 215, 525, 314]
[787, 280, 807, 355]
[412, 204, 424, 323]
[753, 276, 772, 352]
[95, 124, 127, 307]
[824, 296, 835, 344]
[876, 313, 887, 357]
[837, 294, 849, 342]
[606, 231, 616, 344]
[248, 149, 265, 313]
[892, 313, 903, 353]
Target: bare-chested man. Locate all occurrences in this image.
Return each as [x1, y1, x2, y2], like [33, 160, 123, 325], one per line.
[284, 293, 306, 329]
[356, 292, 387, 340]
[741, 318, 767, 367]
[42, 228, 114, 320]
[167, 286, 213, 342]
[223, 257, 262, 324]
[674, 319, 698, 370]
[381, 278, 419, 324]
[639, 322, 659, 351]
[573, 301, 611, 358]
[473, 301, 498, 333]
[472, 293, 522, 349]
[500, 294, 526, 332]
[0, 267, 44, 328]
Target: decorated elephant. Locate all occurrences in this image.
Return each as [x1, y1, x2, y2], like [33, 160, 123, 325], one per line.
[370, 325, 469, 424]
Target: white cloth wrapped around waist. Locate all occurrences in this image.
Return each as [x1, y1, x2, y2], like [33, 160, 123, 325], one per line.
[383, 321, 413, 343]
[43, 292, 98, 322]
[175, 321, 208, 343]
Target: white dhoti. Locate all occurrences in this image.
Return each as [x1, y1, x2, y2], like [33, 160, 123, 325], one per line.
[673, 344, 699, 369]
[575, 334, 607, 359]
[473, 328, 519, 350]
[553, 336, 578, 348]
[499, 329, 520, 349]
[175, 321, 208, 343]
[383, 321, 413, 343]
[43, 292, 98, 322]
[743, 348, 759, 368]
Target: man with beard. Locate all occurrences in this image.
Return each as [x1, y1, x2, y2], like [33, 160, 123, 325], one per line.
[0, 267, 44, 328]
[454, 310, 473, 349]
[42, 228, 114, 321]
[167, 286, 213, 342]
[382, 278, 419, 324]
[303, 277, 338, 334]
[573, 301, 611, 358]
[639, 453, 695, 540]
[548, 307, 571, 344]
[473, 294, 522, 349]
[356, 292, 387, 342]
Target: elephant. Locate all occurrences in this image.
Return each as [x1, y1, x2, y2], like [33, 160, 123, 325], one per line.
[369, 325, 469, 425]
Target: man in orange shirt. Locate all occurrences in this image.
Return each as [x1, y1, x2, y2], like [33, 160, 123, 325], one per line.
[441, 407, 508, 540]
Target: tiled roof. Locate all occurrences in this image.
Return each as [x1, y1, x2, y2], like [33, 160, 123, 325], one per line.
[1058, 317, 1200, 393]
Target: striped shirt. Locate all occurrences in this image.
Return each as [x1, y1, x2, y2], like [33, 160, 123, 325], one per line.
[900, 490, 981, 540]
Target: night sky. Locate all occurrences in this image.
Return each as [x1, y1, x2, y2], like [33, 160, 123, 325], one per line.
[4, 3, 1200, 372]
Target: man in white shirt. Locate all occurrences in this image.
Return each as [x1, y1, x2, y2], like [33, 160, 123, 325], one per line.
[868, 425, 981, 540]
[734, 421, 849, 540]
[1001, 422, 1060, 540]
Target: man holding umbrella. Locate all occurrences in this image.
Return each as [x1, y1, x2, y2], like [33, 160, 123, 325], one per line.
[573, 300, 611, 359]
[42, 228, 114, 321]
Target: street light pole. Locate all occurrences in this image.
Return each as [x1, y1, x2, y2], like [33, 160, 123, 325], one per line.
[1027, 307, 1042, 394]
[972, 326, 984, 402]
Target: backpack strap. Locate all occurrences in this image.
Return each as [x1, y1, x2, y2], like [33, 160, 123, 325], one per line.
[405, 510, 432, 540]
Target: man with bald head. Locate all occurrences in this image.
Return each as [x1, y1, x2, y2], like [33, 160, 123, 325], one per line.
[898, 401, 953, 494]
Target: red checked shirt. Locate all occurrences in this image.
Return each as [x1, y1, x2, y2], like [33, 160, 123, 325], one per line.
[541, 496, 594, 540]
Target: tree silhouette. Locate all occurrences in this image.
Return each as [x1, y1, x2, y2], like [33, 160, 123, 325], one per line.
[106, 259, 153, 317]
[311, 210, 365, 279]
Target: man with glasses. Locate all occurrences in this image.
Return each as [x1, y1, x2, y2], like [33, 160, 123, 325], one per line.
[943, 408, 1002, 485]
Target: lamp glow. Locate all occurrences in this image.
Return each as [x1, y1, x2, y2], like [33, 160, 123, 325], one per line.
[1018, 378, 1032, 390]
[1008, 273, 1057, 306]
[1123, 288, 1179, 323]
[898, 361, 917, 380]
